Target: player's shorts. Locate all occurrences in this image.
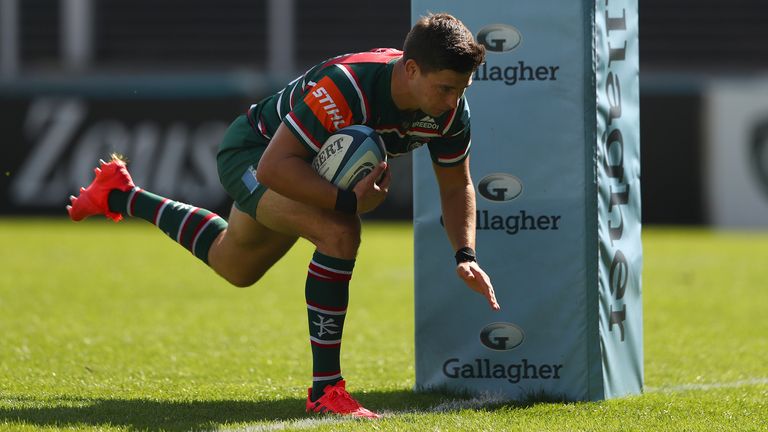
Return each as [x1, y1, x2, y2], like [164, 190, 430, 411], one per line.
[217, 114, 271, 217]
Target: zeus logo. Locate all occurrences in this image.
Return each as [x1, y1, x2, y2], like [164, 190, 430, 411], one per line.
[480, 322, 525, 351]
[476, 24, 522, 53]
[478, 173, 523, 202]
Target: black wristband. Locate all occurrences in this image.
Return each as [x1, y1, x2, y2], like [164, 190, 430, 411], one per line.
[334, 188, 357, 214]
[455, 247, 477, 265]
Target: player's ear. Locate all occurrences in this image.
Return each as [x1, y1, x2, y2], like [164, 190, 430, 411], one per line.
[404, 59, 420, 79]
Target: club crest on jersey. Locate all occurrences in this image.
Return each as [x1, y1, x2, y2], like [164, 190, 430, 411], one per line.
[408, 138, 429, 151]
[305, 76, 354, 132]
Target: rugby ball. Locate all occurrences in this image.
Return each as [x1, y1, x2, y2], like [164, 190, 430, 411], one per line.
[312, 125, 387, 190]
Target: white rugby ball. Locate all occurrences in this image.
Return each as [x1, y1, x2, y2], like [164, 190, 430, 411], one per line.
[312, 125, 387, 190]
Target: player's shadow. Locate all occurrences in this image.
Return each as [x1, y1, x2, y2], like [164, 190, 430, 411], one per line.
[0, 389, 524, 431]
[2, 396, 301, 431]
[0, 396, 317, 431]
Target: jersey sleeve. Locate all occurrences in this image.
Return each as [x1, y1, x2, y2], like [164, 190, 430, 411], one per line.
[426, 96, 472, 167]
[282, 64, 368, 156]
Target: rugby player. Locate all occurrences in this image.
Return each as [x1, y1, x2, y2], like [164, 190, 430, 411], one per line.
[67, 13, 500, 418]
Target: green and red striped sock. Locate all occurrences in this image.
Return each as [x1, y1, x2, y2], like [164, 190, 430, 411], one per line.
[305, 251, 355, 401]
[107, 187, 227, 264]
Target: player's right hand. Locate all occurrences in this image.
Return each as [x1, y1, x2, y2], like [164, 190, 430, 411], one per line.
[353, 161, 391, 214]
[457, 261, 501, 311]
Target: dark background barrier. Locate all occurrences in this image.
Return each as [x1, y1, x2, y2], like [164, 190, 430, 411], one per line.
[1, 96, 243, 216]
[0, 86, 415, 220]
[3, 0, 768, 224]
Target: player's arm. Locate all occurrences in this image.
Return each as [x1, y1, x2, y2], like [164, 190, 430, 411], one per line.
[257, 124, 336, 209]
[257, 123, 389, 213]
[433, 156, 500, 311]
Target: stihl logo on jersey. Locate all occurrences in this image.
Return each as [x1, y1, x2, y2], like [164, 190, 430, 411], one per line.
[312, 87, 344, 127]
[305, 76, 353, 132]
[413, 116, 439, 130]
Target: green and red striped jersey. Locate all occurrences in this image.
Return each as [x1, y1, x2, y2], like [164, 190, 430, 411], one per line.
[246, 48, 472, 166]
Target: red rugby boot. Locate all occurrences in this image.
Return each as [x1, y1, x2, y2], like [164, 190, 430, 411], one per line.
[67, 155, 135, 222]
[305, 380, 381, 419]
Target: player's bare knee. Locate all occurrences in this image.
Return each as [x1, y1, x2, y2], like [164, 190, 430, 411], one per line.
[227, 277, 253, 289]
[222, 270, 263, 288]
[318, 230, 360, 258]
[218, 270, 251, 288]
[215, 263, 269, 288]
[312, 217, 361, 258]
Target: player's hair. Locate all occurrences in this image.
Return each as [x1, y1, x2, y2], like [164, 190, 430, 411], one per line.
[403, 13, 485, 74]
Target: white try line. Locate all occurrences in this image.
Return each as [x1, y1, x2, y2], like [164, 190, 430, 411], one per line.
[213, 379, 768, 431]
[420, 393, 508, 413]
[210, 395, 506, 431]
[398, 378, 768, 412]
[646, 377, 768, 393]
[213, 417, 356, 432]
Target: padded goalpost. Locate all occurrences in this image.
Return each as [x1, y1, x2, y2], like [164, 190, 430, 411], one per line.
[412, 0, 642, 400]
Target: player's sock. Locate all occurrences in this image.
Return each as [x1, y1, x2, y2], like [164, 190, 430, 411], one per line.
[107, 187, 227, 264]
[305, 251, 354, 402]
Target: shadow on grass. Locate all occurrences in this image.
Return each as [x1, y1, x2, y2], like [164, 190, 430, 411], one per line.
[0, 388, 552, 431]
[1, 395, 307, 431]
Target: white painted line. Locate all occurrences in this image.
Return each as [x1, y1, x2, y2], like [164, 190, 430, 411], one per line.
[646, 377, 768, 393]
[375, 392, 507, 417]
[213, 417, 355, 432]
[214, 379, 768, 431]
[427, 393, 507, 412]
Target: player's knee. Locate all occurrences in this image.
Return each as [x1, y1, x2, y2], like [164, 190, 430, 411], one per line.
[219, 266, 268, 288]
[313, 217, 361, 258]
[222, 273, 255, 288]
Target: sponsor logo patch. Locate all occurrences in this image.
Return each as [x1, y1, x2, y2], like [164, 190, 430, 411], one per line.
[476, 24, 522, 53]
[478, 173, 523, 202]
[241, 165, 260, 194]
[480, 322, 525, 351]
[442, 358, 563, 384]
[304, 76, 354, 133]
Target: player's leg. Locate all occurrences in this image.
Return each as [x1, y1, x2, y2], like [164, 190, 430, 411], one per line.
[254, 190, 378, 418]
[255, 189, 360, 259]
[67, 156, 231, 266]
[68, 114, 300, 285]
[206, 204, 298, 287]
[69, 163, 301, 289]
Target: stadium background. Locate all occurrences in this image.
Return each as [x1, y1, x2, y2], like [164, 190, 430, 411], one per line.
[2, 0, 768, 226]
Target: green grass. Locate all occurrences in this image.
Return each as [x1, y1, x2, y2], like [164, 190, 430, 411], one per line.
[0, 220, 766, 431]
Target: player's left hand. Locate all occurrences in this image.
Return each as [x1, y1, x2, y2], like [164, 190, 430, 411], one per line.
[456, 261, 500, 311]
[353, 161, 391, 214]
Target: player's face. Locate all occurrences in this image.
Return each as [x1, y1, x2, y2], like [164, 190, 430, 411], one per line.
[409, 63, 473, 117]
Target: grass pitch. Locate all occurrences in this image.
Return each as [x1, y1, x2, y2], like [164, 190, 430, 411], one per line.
[0, 220, 766, 431]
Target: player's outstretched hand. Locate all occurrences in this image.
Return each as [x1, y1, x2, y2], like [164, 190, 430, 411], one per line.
[457, 261, 501, 311]
[353, 161, 391, 214]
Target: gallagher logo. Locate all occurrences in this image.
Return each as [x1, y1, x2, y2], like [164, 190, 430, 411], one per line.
[477, 24, 522, 53]
[478, 173, 523, 202]
[480, 322, 525, 351]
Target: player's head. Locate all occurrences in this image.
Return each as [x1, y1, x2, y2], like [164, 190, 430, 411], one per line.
[402, 13, 485, 116]
[403, 13, 485, 75]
